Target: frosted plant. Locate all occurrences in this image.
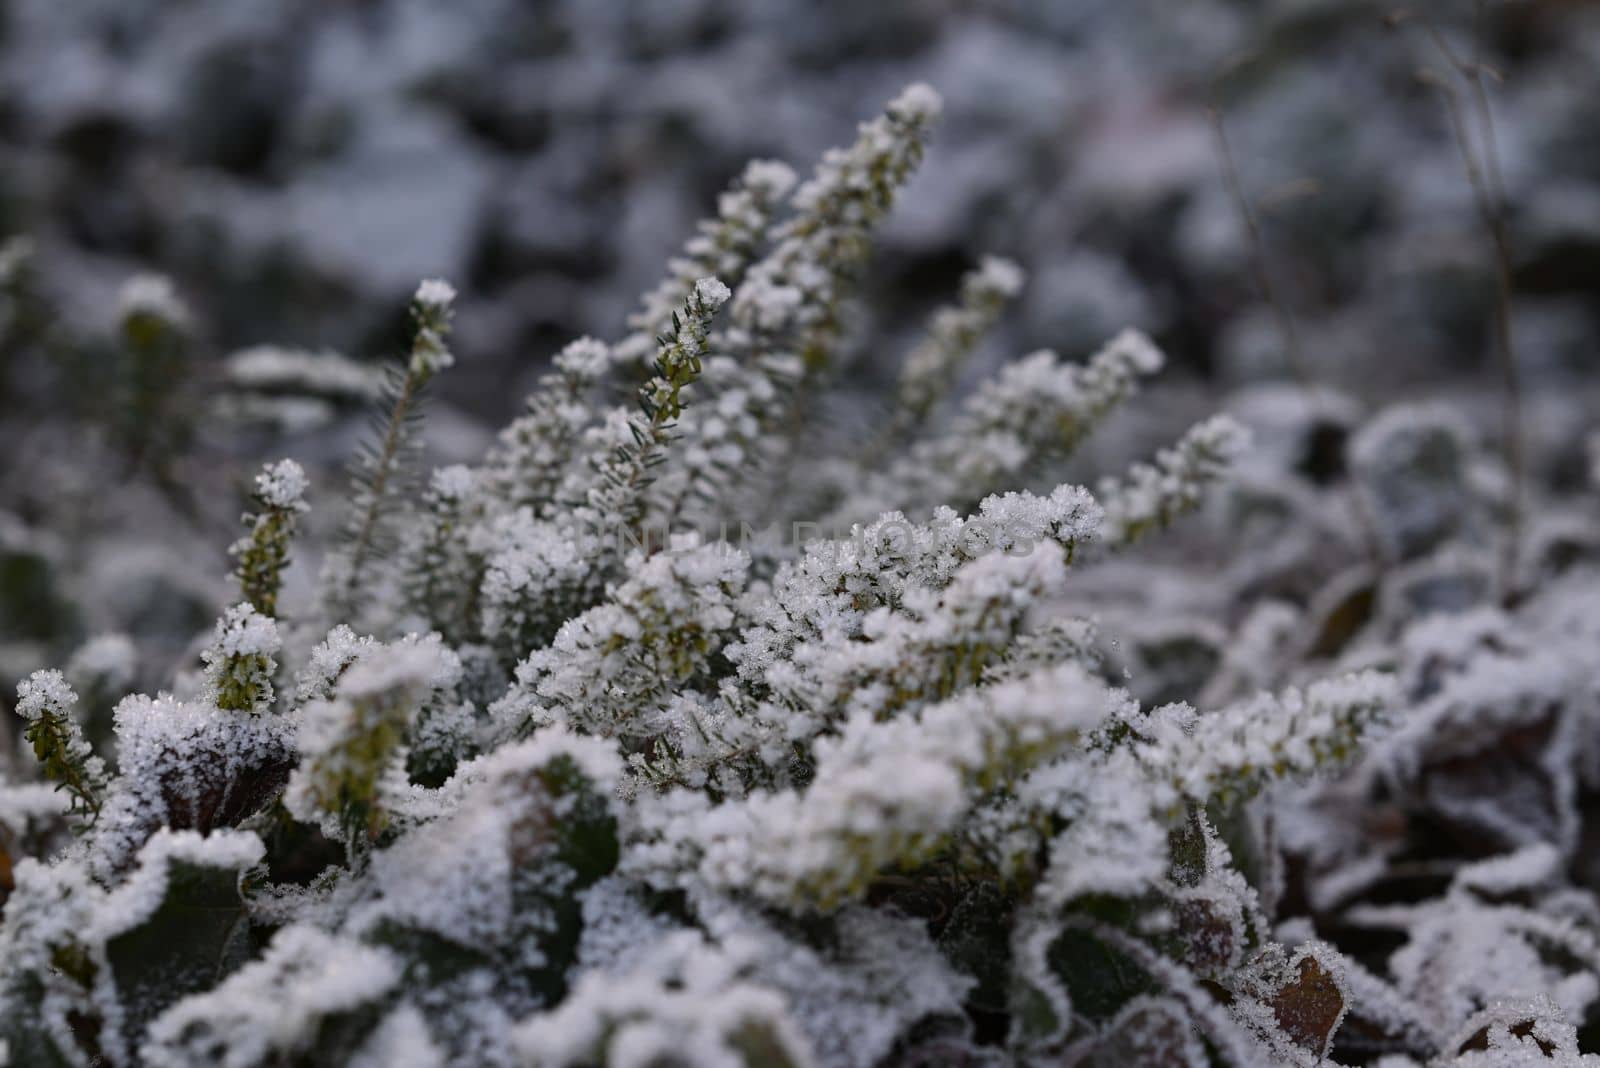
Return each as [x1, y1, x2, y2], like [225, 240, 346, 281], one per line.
[827, 328, 1167, 524]
[728, 83, 941, 363]
[90, 692, 294, 874]
[222, 345, 386, 401]
[9, 81, 1569, 1068]
[13, 670, 105, 827]
[218, 346, 389, 433]
[117, 275, 191, 332]
[284, 638, 452, 848]
[114, 272, 193, 476]
[1097, 414, 1254, 548]
[482, 337, 613, 514]
[681, 661, 1124, 909]
[141, 924, 404, 1068]
[660, 84, 945, 528]
[490, 538, 749, 743]
[511, 930, 810, 1068]
[883, 255, 1026, 445]
[616, 159, 798, 369]
[200, 603, 282, 715]
[398, 464, 480, 644]
[583, 276, 730, 537]
[320, 279, 460, 623]
[476, 277, 731, 658]
[229, 458, 309, 618]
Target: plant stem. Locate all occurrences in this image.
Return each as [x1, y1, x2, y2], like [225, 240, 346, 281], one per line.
[1207, 100, 1308, 387]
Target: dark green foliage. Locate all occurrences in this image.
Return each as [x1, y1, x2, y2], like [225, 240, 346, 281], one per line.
[105, 861, 256, 1054]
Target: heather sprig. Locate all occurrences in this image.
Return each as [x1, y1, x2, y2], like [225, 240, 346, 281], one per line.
[474, 278, 732, 661]
[584, 276, 731, 537]
[884, 255, 1025, 445]
[483, 336, 612, 514]
[832, 328, 1167, 525]
[690, 85, 943, 525]
[321, 278, 458, 622]
[13, 670, 106, 826]
[398, 464, 479, 643]
[618, 160, 798, 369]
[1098, 414, 1253, 548]
[201, 602, 282, 714]
[729, 83, 942, 367]
[230, 458, 309, 618]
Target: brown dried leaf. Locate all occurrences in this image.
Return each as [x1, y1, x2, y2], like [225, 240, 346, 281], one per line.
[1270, 955, 1345, 1054]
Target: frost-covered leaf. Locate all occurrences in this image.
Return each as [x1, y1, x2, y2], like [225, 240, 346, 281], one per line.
[97, 830, 264, 1059]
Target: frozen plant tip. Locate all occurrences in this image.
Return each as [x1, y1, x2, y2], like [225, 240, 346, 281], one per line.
[408, 278, 457, 377]
[584, 276, 728, 535]
[117, 274, 190, 333]
[13, 670, 106, 826]
[730, 84, 940, 362]
[201, 603, 283, 714]
[230, 458, 309, 617]
[619, 160, 797, 367]
[485, 336, 613, 512]
[836, 326, 1166, 522]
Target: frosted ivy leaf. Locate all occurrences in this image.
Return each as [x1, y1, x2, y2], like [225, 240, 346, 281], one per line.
[93, 693, 294, 875]
[143, 925, 403, 1068]
[89, 830, 265, 1062]
[691, 900, 974, 1068]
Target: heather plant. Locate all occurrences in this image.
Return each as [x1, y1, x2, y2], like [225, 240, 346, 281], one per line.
[3, 81, 1599, 1068]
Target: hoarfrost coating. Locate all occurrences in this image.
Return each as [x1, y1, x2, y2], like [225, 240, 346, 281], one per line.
[3, 63, 1600, 1068]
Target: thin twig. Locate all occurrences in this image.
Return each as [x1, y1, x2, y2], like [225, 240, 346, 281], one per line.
[1210, 68, 1388, 569]
[1207, 99, 1309, 386]
[1396, 6, 1525, 603]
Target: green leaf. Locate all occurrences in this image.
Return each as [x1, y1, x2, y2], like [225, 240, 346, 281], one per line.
[937, 882, 1013, 1013]
[105, 861, 255, 1051]
[1048, 925, 1155, 1023]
